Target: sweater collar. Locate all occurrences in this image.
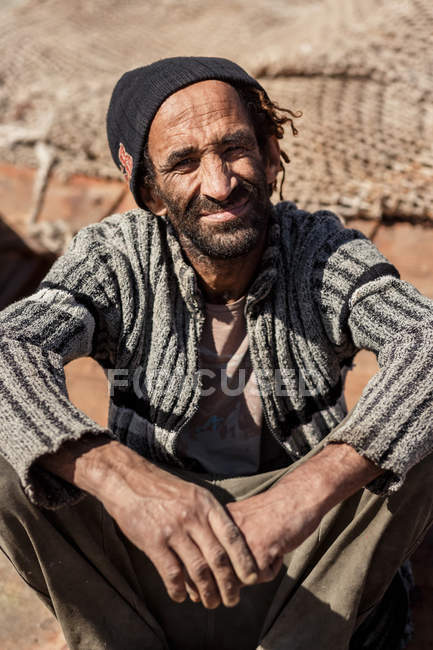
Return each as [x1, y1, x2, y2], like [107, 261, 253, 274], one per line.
[163, 206, 281, 314]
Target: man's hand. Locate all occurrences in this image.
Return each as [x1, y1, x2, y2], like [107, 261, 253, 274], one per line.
[227, 470, 323, 583]
[227, 443, 384, 583]
[39, 436, 258, 609]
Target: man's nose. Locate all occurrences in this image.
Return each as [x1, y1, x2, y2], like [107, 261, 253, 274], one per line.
[199, 155, 236, 202]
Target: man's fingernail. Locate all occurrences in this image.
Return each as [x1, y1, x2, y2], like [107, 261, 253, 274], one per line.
[244, 572, 258, 585]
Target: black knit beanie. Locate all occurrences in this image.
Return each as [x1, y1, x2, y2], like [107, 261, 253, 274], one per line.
[106, 56, 265, 209]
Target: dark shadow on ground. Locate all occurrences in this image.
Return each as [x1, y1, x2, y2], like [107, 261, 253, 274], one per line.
[0, 218, 56, 309]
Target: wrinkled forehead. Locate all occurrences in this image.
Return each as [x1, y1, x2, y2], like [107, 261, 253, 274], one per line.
[148, 80, 252, 157]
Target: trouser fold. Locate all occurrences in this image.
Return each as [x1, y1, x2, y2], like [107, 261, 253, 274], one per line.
[0, 441, 432, 650]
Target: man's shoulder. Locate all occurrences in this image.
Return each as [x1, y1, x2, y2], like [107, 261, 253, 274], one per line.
[78, 207, 157, 238]
[271, 202, 383, 289]
[274, 201, 346, 234]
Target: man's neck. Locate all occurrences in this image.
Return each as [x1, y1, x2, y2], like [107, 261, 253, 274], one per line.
[179, 228, 268, 305]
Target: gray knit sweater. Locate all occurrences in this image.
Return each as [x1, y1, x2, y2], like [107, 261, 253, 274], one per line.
[1, 201, 433, 509]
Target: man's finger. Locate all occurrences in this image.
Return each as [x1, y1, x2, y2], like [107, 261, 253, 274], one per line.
[150, 548, 188, 604]
[256, 555, 284, 583]
[177, 555, 202, 603]
[169, 535, 221, 609]
[182, 566, 201, 603]
[207, 505, 258, 585]
[191, 526, 241, 607]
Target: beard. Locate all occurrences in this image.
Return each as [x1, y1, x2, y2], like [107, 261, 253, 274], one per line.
[156, 174, 272, 260]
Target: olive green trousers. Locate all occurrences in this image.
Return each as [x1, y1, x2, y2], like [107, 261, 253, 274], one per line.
[1, 440, 433, 650]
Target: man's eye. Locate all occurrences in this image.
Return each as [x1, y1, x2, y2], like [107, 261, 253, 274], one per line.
[225, 145, 247, 157]
[173, 158, 196, 170]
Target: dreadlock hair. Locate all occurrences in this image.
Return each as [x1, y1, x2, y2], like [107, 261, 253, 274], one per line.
[236, 85, 302, 199]
[140, 84, 302, 200]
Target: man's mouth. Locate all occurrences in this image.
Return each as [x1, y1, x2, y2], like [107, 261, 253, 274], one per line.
[199, 197, 250, 223]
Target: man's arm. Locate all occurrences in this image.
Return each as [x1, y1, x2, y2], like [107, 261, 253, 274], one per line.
[1, 219, 259, 608]
[231, 211, 433, 582]
[0, 225, 121, 509]
[38, 435, 259, 609]
[293, 210, 433, 494]
[227, 442, 383, 581]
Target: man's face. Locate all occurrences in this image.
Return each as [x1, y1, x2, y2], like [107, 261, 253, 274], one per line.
[144, 80, 279, 259]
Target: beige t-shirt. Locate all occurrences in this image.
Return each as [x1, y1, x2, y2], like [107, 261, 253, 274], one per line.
[177, 296, 264, 476]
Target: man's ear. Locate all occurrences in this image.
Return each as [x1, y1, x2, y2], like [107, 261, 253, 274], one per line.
[139, 184, 168, 216]
[264, 136, 281, 186]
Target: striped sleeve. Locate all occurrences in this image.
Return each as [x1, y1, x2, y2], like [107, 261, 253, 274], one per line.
[0, 225, 121, 508]
[328, 276, 433, 494]
[311, 214, 433, 493]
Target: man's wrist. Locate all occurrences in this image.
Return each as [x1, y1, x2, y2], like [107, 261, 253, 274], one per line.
[311, 443, 383, 510]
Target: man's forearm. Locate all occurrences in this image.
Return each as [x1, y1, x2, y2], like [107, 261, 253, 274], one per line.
[226, 442, 384, 582]
[38, 434, 120, 496]
[38, 434, 181, 504]
[272, 442, 384, 515]
[39, 435, 382, 522]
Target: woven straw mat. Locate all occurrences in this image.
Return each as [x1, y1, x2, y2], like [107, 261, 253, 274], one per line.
[1, 0, 432, 221]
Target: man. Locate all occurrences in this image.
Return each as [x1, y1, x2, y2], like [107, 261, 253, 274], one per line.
[0, 56, 433, 650]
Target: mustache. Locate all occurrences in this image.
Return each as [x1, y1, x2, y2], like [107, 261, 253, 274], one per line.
[185, 179, 259, 218]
